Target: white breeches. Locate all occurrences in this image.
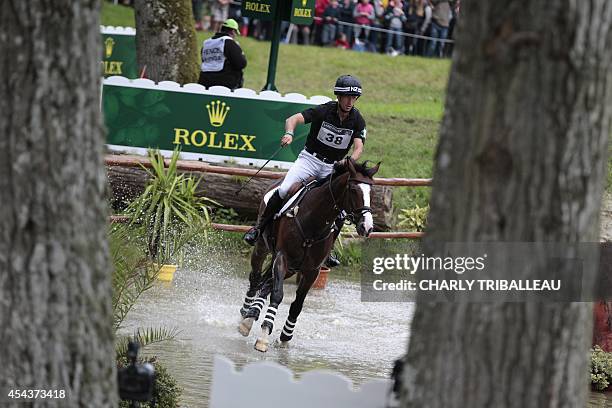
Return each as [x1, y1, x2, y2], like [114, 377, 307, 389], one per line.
[277, 150, 334, 199]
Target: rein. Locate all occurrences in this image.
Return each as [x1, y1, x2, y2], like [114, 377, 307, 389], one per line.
[288, 167, 374, 248]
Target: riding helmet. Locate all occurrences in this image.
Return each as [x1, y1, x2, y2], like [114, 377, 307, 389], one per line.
[334, 75, 362, 96]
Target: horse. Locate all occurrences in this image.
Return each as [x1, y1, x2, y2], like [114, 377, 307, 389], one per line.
[237, 158, 380, 352]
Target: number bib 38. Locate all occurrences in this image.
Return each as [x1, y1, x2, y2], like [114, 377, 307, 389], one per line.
[316, 121, 353, 149]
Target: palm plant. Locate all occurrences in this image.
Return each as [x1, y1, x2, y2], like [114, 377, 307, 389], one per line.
[125, 148, 217, 263]
[115, 327, 180, 361]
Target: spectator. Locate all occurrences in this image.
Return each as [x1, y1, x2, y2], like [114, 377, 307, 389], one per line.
[198, 19, 247, 90]
[404, 0, 432, 55]
[210, 0, 230, 33]
[335, 32, 351, 49]
[192, 0, 204, 31]
[353, 0, 375, 44]
[322, 0, 341, 45]
[427, 0, 451, 57]
[369, 0, 385, 52]
[337, 0, 355, 44]
[445, 0, 460, 56]
[352, 31, 368, 52]
[288, 24, 312, 45]
[314, 0, 330, 45]
[384, 0, 407, 55]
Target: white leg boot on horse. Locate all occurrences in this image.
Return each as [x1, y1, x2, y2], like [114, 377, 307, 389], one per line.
[278, 269, 317, 347]
[278, 317, 296, 348]
[239, 294, 255, 318]
[239, 238, 269, 318]
[238, 296, 265, 336]
[255, 253, 286, 352]
[254, 304, 277, 352]
[239, 259, 274, 337]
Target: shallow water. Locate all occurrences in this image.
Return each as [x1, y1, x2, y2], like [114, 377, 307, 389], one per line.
[121, 249, 612, 407]
[121, 251, 412, 407]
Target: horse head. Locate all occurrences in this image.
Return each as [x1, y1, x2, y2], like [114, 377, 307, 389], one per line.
[334, 158, 381, 237]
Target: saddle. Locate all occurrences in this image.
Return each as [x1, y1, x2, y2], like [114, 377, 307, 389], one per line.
[264, 176, 329, 218]
[261, 176, 331, 250]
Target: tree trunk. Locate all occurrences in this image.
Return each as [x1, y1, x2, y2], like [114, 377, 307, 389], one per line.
[0, 2, 116, 407]
[134, 0, 200, 84]
[107, 165, 395, 230]
[402, 2, 612, 408]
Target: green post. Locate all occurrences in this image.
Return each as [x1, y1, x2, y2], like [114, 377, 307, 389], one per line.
[263, 3, 283, 91]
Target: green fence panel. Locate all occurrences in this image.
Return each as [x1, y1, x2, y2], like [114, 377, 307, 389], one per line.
[241, 0, 277, 21]
[101, 26, 138, 79]
[290, 0, 315, 24]
[103, 77, 331, 168]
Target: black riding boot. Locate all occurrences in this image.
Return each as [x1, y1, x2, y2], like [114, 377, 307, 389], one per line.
[243, 190, 284, 246]
[325, 213, 345, 268]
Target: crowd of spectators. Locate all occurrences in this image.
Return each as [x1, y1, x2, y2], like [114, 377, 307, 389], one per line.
[199, 0, 461, 58]
[112, 0, 459, 58]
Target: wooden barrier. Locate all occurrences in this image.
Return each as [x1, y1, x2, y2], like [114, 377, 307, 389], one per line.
[106, 154, 429, 237]
[107, 155, 399, 230]
[105, 154, 433, 187]
[109, 216, 424, 239]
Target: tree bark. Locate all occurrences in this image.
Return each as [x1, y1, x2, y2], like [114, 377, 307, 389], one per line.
[0, 1, 116, 407]
[402, 1, 612, 408]
[134, 0, 200, 84]
[107, 165, 395, 230]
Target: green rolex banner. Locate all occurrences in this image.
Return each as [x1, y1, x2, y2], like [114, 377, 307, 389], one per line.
[101, 26, 138, 78]
[103, 77, 331, 168]
[290, 0, 315, 24]
[241, 0, 277, 21]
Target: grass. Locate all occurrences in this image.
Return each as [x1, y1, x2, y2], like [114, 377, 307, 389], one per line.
[101, 2, 135, 28]
[101, 2, 612, 219]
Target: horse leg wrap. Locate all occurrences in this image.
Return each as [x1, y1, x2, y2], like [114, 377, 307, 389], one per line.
[280, 318, 296, 342]
[246, 297, 265, 319]
[261, 305, 278, 335]
[240, 294, 256, 317]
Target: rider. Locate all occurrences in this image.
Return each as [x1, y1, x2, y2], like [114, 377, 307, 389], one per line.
[243, 74, 367, 264]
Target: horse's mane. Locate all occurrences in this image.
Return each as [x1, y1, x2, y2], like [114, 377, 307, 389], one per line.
[333, 159, 379, 179]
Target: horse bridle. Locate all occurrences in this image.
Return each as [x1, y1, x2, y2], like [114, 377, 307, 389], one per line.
[328, 169, 373, 225]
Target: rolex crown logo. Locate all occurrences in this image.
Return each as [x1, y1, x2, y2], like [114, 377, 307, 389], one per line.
[206, 100, 230, 127]
[104, 37, 115, 58]
[301, 0, 307, 6]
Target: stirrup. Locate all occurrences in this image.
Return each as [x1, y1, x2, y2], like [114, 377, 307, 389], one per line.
[243, 227, 259, 246]
[325, 253, 341, 268]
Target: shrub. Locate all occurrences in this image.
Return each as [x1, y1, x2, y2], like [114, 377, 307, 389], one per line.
[334, 240, 362, 266]
[591, 345, 612, 391]
[211, 207, 241, 224]
[125, 148, 217, 261]
[398, 204, 429, 232]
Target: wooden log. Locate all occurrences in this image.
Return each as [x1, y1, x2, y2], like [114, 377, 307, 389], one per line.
[105, 154, 433, 186]
[107, 165, 395, 230]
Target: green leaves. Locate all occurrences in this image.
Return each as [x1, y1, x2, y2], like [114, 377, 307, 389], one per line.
[125, 148, 217, 262]
[112, 148, 218, 331]
[116, 327, 180, 361]
[398, 204, 429, 232]
[110, 223, 160, 329]
[592, 346, 612, 391]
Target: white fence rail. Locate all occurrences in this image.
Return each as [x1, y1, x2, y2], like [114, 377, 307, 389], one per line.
[210, 356, 397, 408]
